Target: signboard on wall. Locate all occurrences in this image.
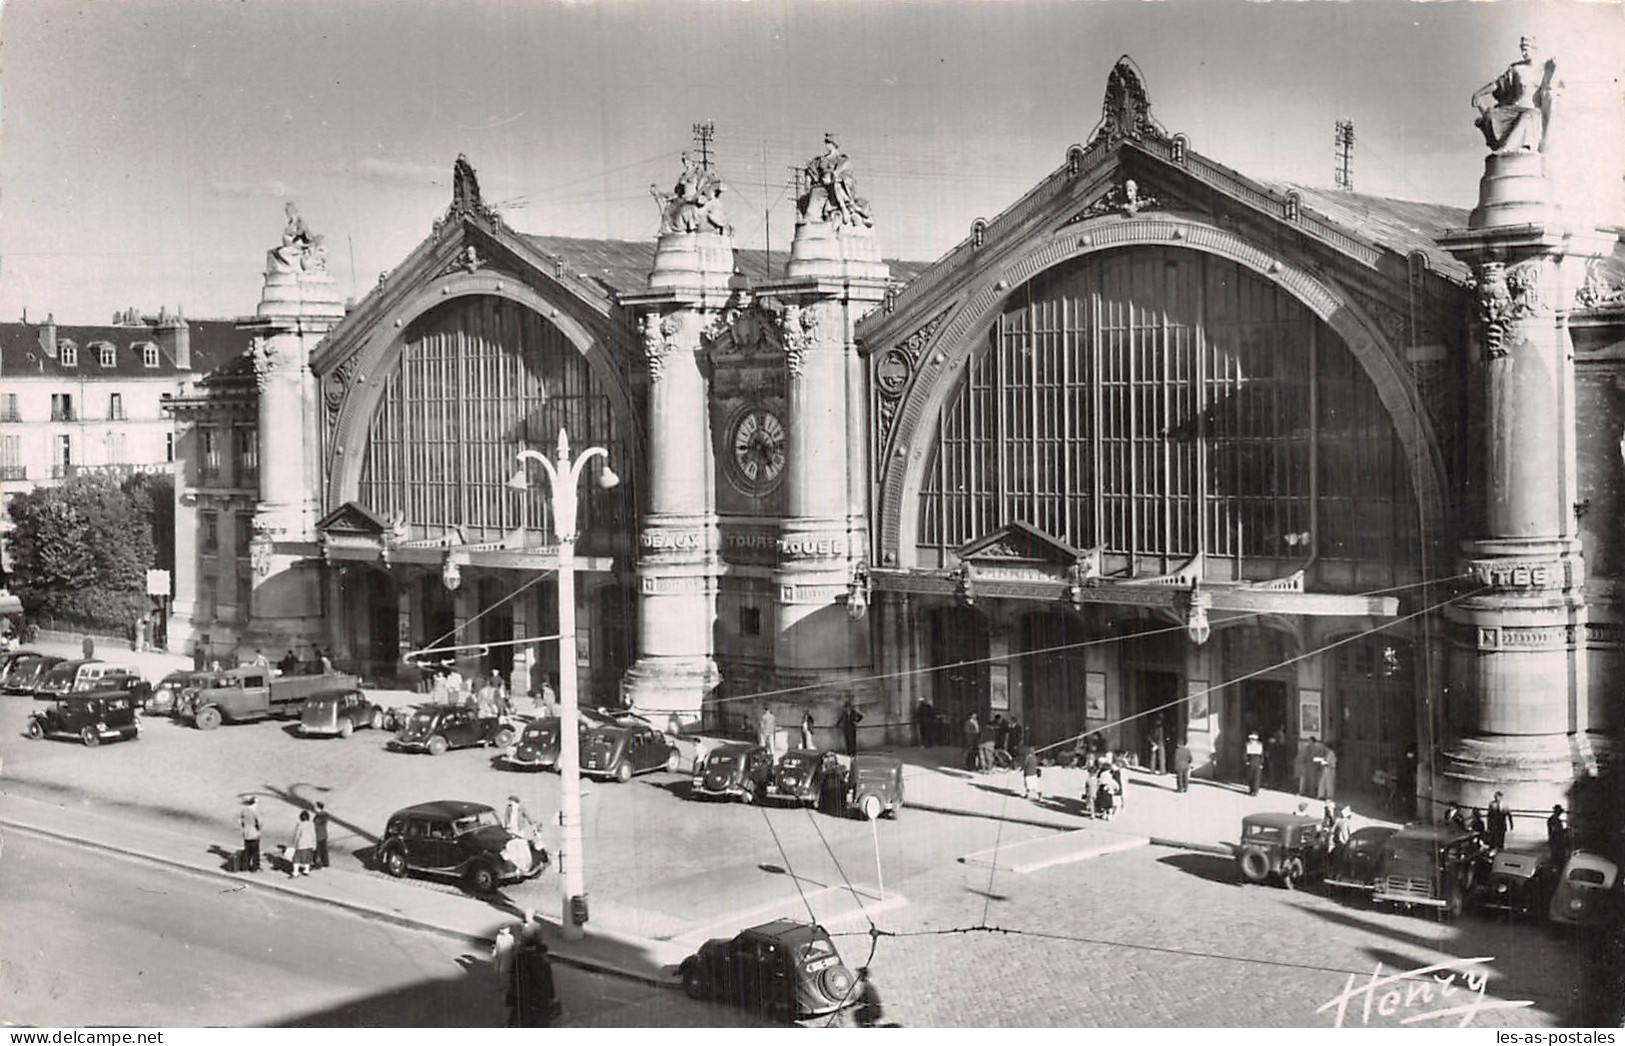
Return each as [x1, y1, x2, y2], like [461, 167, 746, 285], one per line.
[1299, 689, 1323, 739]
[989, 663, 1010, 711]
[1085, 672, 1107, 720]
[1187, 680, 1210, 732]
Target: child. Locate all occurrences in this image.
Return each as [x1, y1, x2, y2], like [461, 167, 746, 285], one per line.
[1022, 746, 1042, 800]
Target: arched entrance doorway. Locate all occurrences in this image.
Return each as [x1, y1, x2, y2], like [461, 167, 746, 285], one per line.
[1331, 635, 1415, 801]
[1014, 610, 1090, 752]
[1219, 626, 1296, 783]
[926, 604, 990, 740]
[1119, 622, 1186, 769]
[335, 565, 399, 682]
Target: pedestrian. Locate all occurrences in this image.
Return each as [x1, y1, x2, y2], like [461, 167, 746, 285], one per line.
[503, 795, 532, 839]
[491, 924, 518, 1000]
[1443, 801, 1467, 831]
[252, 648, 269, 668]
[536, 679, 557, 717]
[837, 699, 863, 757]
[508, 936, 560, 1027]
[963, 712, 981, 771]
[992, 714, 1009, 757]
[494, 678, 512, 718]
[1007, 717, 1024, 758]
[1322, 802, 1336, 832]
[1245, 732, 1265, 796]
[290, 809, 316, 877]
[1331, 804, 1354, 854]
[1318, 742, 1338, 801]
[313, 801, 330, 869]
[1148, 719, 1166, 776]
[758, 704, 777, 754]
[800, 710, 815, 751]
[279, 649, 299, 675]
[1264, 727, 1284, 787]
[446, 665, 465, 699]
[1294, 737, 1315, 797]
[318, 648, 335, 674]
[913, 698, 931, 748]
[1486, 791, 1514, 849]
[82, 635, 96, 659]
[1173, 737, 1193, 793]
[1021, 745, 1042, 800]
[1547, 805, 1569, 869]
[1470, 807, 1487, 842]
[852, 966, 884, 1028]
[1110, 749, 1129, 812]
[238, 796, 262, 872]
[1084, 756, 1101, 817]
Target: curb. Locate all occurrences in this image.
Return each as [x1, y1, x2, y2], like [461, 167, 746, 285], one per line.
[906, 799, 1234, 856]
[0, 814, 680, 990]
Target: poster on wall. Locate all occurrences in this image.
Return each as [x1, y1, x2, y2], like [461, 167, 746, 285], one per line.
[1299, 690, 1323, 739]
[1187, 680, 1210, 731]
[989, 664, 1010, 711]
[1085, 671, 1107, 719]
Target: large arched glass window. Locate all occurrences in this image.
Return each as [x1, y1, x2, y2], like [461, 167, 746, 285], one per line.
[917, 246, 1417, 586]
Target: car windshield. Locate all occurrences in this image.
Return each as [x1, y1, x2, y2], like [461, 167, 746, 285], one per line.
[781, 753, 815, 769]
[1388, 846, 1433, 863]
[523, 722, 556, 742]
[1245, 825, 1284, 842]
[409, 711, 438, 726]
[452, 810, 501, 835]
[796, 937, 836, 963]
[1569, 868, 1608, 886]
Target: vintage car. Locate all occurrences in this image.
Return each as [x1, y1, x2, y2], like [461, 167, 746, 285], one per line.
[581, 713, 677, 782]
[30, 659, 103, 699]
[375, 800, 549, 894]
[0, 649, 39, 683]
[299, 690, 384, 738]
[25, 693, 140, 746]
[179, 668, 359, 728]
[1371, 823, 1485, 916]
[1323, 825, 1400, 892]
[147, 671, 215, 716]
[680, 920, 857, 1022]
[1548, 851, 1620, 928]
[1472, 848, 1549, 918]
[843, 754, 905, 820]
[0, 654, 63, 695]
[503, 707, 618, 771]
[72, 669, 152, 706]
[691, 742, 776, 802]
[1236, 813, 1328, 889]
[767, 748, 844, 808]
[392, 705, 517, 755]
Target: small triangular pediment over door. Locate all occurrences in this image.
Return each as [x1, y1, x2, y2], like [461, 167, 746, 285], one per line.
[316, 500, 391, 538]
[956, 522, 1089, 582]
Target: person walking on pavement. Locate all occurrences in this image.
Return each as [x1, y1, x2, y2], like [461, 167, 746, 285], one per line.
[1547, 805, 1570, 869]
[313, 802, 330, 869]
[800, 710, 815, 751]
[252, 648, 270, 668]
[1021, 745, 1042, 800]
[963, 712, 981, 771]
[490, 924, 518, 1006]
[1084, 755, 1102, 817]
[1486, 791, 1514, 849]
[1245, 732, 1265, 796]
[1148, 719, 1166, 776]
[992, 714, 1009, 758]
[1294, 738, 1315, 797]
[238, 796, 262, 872]
[1007, 717, 1024, 759]
[852, 966, 884, 1028]
[289, 809, 316, 877]
[1173, 737, 1193, 793]
[757, 704, 777, 755]
[1318, 742, 1339, 801]
[1443, 801, 1467, 831]
[913, 698, 931, 748]
[838, 699, 863, 757]
[1330, 804, 1354, 854]
[508, 935, 560, 1027]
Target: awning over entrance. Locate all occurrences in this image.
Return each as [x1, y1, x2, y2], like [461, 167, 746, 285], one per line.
[320, 537, 614, 574]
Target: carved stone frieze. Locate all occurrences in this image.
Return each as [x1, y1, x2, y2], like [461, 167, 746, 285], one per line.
[777, 301, 843, 379]
[1575, 257, 1625, 310]
[1477, 624, 1571, 651]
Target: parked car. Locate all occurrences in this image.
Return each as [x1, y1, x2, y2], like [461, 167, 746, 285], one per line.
[503, 707, 620, 771]
[680, 920, 857, 1022]
[147, 670, 215, 716]
[1371, 823, 1486, 917]
[375, 800, 549, 894]
[691, 742, 776, 802]
[391, 705, 517, 755]
[1236, 812, 1328, 889]
[0, 649, 39, 682]
[1470, 848, 1549, 918]
[581, 715, 677, 782]
[178, 667, 358, 729]
[843, 754, 905, 821]
[75, 669, 152, 705]
[1324, 825, 1399, 893]
[1548, 851, 1621, 928]
[767, 748, 844, 808]
[31, 659, 103, 700]
[299, 691, 384, 738]
[25, 693, 141, 747]
[0, 654, 63, 695]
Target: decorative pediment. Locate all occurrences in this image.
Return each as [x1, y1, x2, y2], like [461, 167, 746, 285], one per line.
[1088, 56, 1168, 148]
[957, 522, 1085, 566]
[705, 301, 785, 362]
[316, 501, 392, 538]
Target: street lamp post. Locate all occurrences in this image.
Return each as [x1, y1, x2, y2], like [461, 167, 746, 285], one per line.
[509, 429, 619, 941]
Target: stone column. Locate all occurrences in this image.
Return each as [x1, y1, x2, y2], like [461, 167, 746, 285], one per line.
[1440, 154, 1611, 818]
[618, 232, 731, 726]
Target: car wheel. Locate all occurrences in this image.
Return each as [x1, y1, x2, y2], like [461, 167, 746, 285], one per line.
[467, 863, 499, 895]
[369, 709, 383, 730]
[383, 848, 408, 878]
[666, 749, 681, 772]
[426, 735, 449, 756]
[1281, 858, 1303, 891]
[859, 794, 883, 821]
[615, 759, 633, 783]
[1239, 848, 1272, 884]
[25, 719, 43, 740]
[492, 727, 516, 749]
[195, 706, 222, 731]
[80, 726, 101, 748]
[681, 962, 707, 1001]
[339, 720, 354, 739]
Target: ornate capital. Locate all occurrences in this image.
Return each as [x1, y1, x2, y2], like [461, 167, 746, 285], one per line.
[251, 338, 283, 391]
[1472, 259, 1552, 359]
[641, 313, 675, 382]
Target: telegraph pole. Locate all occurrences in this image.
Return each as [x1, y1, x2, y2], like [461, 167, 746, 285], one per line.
[1334, 119, 1356, 192]
[691, 121, 716, 172]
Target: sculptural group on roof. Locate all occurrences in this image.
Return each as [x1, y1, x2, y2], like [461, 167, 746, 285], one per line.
[651, 153, 732, 236]
[1472, 35, 1561, 155]
[797, 134, 872, 228]
[269, 202, 327, 274]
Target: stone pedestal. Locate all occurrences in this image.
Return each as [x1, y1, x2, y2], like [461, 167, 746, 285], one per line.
[618, 232, 734, 726]
[1440, 163, 1611, 823]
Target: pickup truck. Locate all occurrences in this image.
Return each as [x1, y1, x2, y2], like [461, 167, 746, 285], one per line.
[178, 667, 360, 730]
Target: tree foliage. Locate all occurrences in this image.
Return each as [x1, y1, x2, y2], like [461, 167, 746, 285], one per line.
[6, 473, 160, 630]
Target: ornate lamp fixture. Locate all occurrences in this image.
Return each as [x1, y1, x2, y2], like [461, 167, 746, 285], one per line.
[1177, 579, 1212, 645]
[846, 561, 872, 621]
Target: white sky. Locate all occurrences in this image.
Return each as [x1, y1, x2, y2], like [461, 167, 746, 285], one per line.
[1, 0, 1621, 324]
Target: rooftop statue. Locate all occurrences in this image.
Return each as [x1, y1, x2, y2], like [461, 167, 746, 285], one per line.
[796, 134, 872, 228]
[650, 151, 732, 236]
[270, 202, 327, 273]
[1472, 36, 1560, 154]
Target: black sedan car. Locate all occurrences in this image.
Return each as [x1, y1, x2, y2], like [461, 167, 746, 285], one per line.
[681, 920, 856, 1022]
[766, 748, 844, 808]
[26, 693, 140, 747]
[691, 742, 776, 802]
[1, 654, 64, 696]
[376, 800, 549, 894]
[582, 717, 677, 782]
[502, 708, 612, 772]
[391, 706, 517, 755]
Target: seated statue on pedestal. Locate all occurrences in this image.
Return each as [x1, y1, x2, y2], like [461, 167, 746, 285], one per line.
[269, 202, 328, 273]
[650, 152, 732, 236]
[796, 134, 872, 228]
[1472, 36, 1559, 155]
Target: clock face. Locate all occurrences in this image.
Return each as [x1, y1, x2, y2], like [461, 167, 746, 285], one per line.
[730, 408, 787, 490]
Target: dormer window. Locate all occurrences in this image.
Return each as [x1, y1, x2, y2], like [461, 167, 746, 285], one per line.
[140, 342, 160, 368]
[96, 342, 116, 368]
[59, 340, 78, 367]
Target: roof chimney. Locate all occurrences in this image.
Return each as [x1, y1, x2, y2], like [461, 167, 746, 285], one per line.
[155, 306, 191, 370]
[39, 313, 58, 357]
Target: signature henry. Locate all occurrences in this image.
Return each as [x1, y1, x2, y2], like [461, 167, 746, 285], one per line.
[1318, 957, 1535, 1027]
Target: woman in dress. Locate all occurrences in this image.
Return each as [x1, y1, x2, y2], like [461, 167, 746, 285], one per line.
[289, 810, 317, 877]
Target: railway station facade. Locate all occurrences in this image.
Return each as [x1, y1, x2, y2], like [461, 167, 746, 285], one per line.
[167, 57, 1625, 821]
